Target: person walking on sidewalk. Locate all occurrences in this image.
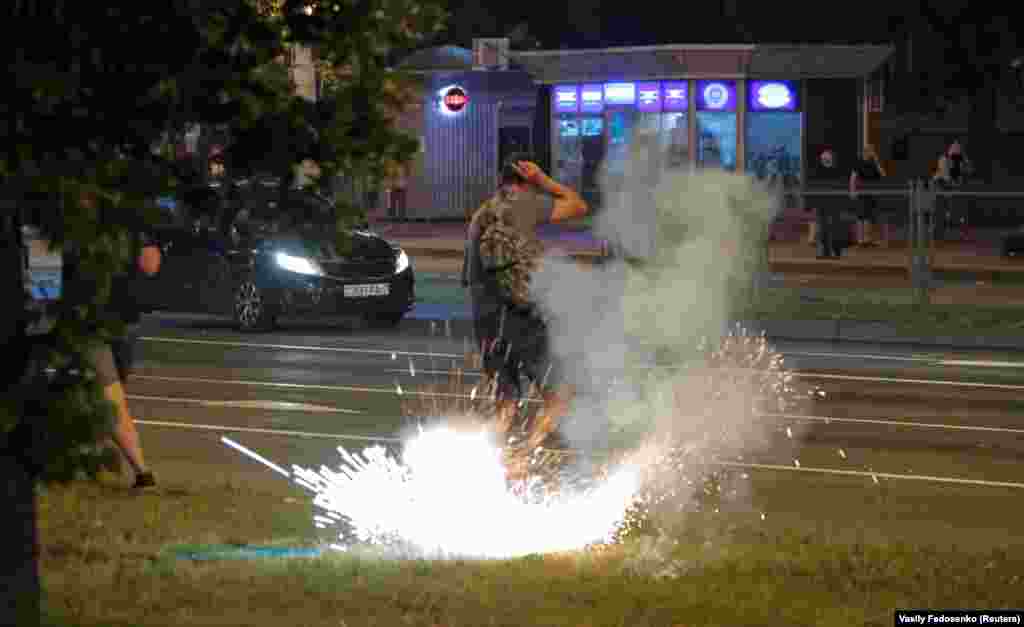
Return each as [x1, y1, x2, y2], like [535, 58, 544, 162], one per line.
[65, 202, 161, 489]
[463, 153, 588, 447]
[933, 139, 973, 241]
[811, 147, 846, 258]
[849, 144, 887, 247]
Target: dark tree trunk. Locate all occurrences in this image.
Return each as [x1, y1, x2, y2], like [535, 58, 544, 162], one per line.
[0, 453, 40, 627]
[1, 193, 41, 627]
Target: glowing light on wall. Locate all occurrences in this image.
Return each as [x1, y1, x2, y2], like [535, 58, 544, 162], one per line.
[696, 80, 736, 111]
[438, 85, 469, 116]
[554, 85, 579, 113]
[748, 81, 799, 111]
[604, 82, 636, 105]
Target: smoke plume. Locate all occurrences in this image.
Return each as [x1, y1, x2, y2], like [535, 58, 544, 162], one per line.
[530, 137, 785, 497]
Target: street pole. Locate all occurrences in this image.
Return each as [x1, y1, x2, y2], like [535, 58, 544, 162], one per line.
[910, 179, 934, 307]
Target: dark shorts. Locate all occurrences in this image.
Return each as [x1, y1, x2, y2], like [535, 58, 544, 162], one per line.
[87, 328, 138, 386]
[857, 197, 878, 223]
[479, 307, 563, 398]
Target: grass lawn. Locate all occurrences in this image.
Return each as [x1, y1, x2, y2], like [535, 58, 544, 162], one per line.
[743, 286, 1024, 336]
[39, 452, 1024, 627]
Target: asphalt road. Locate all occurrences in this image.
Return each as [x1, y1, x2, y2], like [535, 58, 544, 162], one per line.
[120, 309, 1024, 551]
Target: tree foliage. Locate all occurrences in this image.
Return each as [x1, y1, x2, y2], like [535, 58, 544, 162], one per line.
[3, 0, 445, 482]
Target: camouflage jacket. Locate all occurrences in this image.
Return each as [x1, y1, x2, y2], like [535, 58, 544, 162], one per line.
[470, 191, 545, 308]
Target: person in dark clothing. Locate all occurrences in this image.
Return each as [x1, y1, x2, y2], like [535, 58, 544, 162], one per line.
[849, 144, 887, 247]
[933, 139, 973, 240]
[811, 147, 847, 258]
[463, 153, 588, 443]
[65, 193, 162, 489]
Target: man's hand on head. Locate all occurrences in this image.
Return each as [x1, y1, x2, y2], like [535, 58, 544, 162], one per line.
[513, 161, 545, 185]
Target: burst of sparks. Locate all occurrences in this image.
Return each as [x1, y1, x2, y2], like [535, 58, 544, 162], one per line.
[232, 325, 812, 559]
[291, 426, 641, 559]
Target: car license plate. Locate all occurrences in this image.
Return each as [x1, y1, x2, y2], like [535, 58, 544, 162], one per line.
[343, 283, 389, 298]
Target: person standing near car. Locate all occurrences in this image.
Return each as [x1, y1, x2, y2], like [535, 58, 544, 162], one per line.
[849, 144, 887, 247]
[65, 193, 162, 489]
[464, 154, 588, 445]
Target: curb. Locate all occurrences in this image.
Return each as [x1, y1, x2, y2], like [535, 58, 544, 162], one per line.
[403, 246, 607, 261]
[401, 247, 1024, 277]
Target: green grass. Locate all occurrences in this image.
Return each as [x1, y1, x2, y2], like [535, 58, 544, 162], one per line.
[38, 449, 1024, 627]
[745, 287, 1024, 336]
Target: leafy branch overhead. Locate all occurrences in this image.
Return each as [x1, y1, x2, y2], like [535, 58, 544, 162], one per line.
[3, 0, 446, 481]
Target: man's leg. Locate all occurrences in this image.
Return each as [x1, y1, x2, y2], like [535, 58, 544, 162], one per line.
[89, 343, 152, 485]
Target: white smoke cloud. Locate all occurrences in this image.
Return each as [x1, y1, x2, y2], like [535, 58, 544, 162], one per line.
[530, 138, 784, 466]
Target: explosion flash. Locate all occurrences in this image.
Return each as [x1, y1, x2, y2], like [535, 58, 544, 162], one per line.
[291, 426, 640, 559]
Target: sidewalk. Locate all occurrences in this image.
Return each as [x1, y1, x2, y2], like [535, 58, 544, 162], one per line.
[374, 216, 1024, 278]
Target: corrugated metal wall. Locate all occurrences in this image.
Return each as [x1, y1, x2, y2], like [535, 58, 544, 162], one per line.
[407, 71, 538, 220]
[421, 99, 499, 219]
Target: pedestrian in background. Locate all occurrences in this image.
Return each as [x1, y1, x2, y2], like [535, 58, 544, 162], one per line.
[933, 139, 973, 241]
[849, 144, 887, 247]
[812, 147, 846, 258]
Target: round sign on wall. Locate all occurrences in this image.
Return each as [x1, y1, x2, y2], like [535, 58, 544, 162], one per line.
[703, 83, 729, 109]
[441, 85, 469, 114]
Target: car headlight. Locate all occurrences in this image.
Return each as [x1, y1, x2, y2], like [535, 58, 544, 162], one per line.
[394, 249, 410, 274]
[275, 252, 323, 276]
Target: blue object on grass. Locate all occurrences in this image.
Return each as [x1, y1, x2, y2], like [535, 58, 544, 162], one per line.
[172, 545, 326, 561]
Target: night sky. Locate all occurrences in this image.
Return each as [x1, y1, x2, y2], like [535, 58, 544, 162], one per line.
[440, 0, 910, 49]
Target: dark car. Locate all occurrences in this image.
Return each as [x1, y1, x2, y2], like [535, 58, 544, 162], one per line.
[143, 178, 414, 331]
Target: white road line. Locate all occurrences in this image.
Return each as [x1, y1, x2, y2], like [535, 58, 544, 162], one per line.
[139, 336, 461, 359]
[127, 394, 364, 414]
[716, 461, 1024, 490]
[795, 372, 1024, 390]
[783, 351, 936, 363]
[938, 359, 1024, 368]
[131, 374, 501, 401]
[136, 419, 401, 442]
[137, 419, 1024, 490]
[764, 413, 1024, 436]
[142, 334, 1014, 367]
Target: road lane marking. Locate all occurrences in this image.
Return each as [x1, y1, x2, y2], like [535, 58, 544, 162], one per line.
[143, 334, 1013, 367]
[783, 351, 936, 362]
[128, 394, 364, 414]
[139, 336, 461, 359]
[136, 419, 402, 442]
[938, 359, 1024, 368]
[139, 419, 1024, 491]
[716, 461, 1024, 490]
[764, 413, 1024, 436]
[795, 372, 1024, 390]
[131, 374, 506, 401]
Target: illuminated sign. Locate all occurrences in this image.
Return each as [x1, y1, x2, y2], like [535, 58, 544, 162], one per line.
[696, 80, 736, 111]
[748, 80, 799, 111]
[580, 84, 604, 113]
[438, 84, 469, 116]
[554, 85, 579, 113]
[636, 82, 661, 112]
[604, 82, 636, 106]
[662, 81, 688, 111]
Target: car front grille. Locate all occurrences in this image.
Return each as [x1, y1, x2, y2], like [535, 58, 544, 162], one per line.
[319, 257, 395, 280]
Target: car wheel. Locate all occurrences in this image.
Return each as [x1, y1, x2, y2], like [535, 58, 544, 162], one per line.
[234, 280, 277, 332]
[363, 311, 405, 329]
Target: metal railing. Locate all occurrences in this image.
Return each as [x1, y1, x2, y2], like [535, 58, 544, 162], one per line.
[794, 182, 1024, 306]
